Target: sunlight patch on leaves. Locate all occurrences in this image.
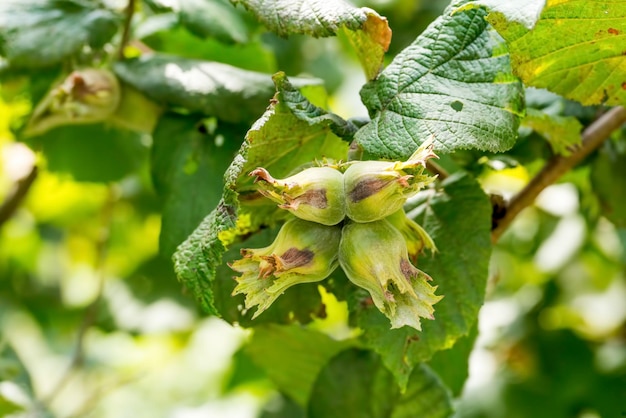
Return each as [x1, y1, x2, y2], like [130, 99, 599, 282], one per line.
[114, 54, 324, 124]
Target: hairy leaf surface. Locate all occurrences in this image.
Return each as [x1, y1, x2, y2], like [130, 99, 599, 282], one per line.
[356, 6, 524, 159]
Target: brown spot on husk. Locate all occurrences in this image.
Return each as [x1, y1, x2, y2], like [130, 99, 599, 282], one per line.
[400, 258, 417, 280]
[298, 188, 328, 208]
[349, 178, 390, 202]
[279, 247, 314, 270]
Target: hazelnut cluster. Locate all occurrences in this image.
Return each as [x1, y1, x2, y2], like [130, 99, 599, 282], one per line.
[230, 141, 443, 331]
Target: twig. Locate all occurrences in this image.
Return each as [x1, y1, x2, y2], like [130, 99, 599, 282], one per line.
[491, 106, 626, 242]
[118, 0, 136, 60]
[40, 187, 117, 408]
[426, 159, 449, 180]
[0, 164, 38, 228]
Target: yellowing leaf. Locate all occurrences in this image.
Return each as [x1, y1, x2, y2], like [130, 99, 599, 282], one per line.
[489, 0, 626, 105]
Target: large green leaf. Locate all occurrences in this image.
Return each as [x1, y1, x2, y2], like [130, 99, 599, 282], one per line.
[29, 123, 146, 183]
[244, 325, 353, 406]
[427, 324, 477, 396]
[356, 6, 524, 159]
[487, 0, 626, 106]
[179, 0, 249, 44]
[308, 349, 453, 418]
[113, 54, 322, 124]
[172, 72, 351, 315]
[0, 0, 119, 68]
[232, 0, 391, 80]
[152, 114, 245, 256]
[351, 173, 491, 389]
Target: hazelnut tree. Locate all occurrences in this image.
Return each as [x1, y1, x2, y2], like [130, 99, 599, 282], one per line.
[1, 0, 625, 416]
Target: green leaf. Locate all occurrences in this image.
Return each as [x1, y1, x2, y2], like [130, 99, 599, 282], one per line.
[456, 0, 545, 30]
[427, 324, 477, 396]
[113, 54, 322, 123]
[223, 348, 269, 391]
[172, 72, 350, 315]
[233, 0, 391, 80]
[152, 114, 244, 256]
[308, 349, 453, 418]
[171, 202, 234, 316]
[138, 20, 276, 72]
[260, 395, 306, 418]
[179, 0, 249, 44]
[351, 173, 491, 389]
[356, 6, 524, 159]
[488, 0, 626, 106]
[340, 11, 392, 81]
[591, 139, 626, 228]
[0, 0, 119, 68]
[522, 108, 582, 156]
[244, 325, 353, 406]
[29, 123, 146, 183]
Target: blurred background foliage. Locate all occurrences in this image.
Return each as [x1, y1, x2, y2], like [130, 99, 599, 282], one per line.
[1, 0, 625, 417]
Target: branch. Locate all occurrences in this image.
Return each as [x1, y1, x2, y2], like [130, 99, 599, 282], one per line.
[118, 0, 136, 60]
[492, 106, 626, 242]
[426, 159, 449, 181]
[0, 164, 38, 228]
